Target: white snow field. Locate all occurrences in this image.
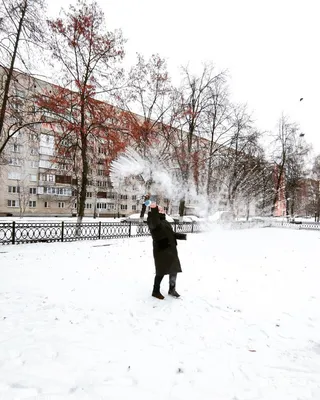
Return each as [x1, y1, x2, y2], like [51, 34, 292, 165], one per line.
[1, 227, 320, 400]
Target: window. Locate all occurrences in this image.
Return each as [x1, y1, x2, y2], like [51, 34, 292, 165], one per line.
[43, 187, 72, 196]
[39, 160, 56, 169]
[9, 158, 21, 166]
[85, 203, 92, 209]
[107, 203, 115, 210]
[30, 133, 38, 142]
[7, 200, 19, 207]
[132, 195, 137, 200]
[12, 144, 20, 153]
[44, 201, 49, 208]
[55, 175, 71, 184]
[39, 146, 54, 156]
[86, 192, 93, 198]
[8, 172, 21, 180]
[132, 205, 137, 211]
[30, 161, 38, 168]
[29, 201, 36, 208]
[97, 191, 107, 199]
[120, 204, 127, 210]
[120, 194, 128, 200]
[58, 202, 65, 208]
[30, 174, 37, 182]
[58, 163, 70, 171]
[97, 181, 107, 187]
[8, 186, 20, 193]
[97, 203, 107, 209]
[0, 74, 7, 90]
[97, 169, 105, 176]
[16, 89, 25, 98]
[30, 148, 38, 156]
[39, 174, 55, 182]
[13, 98, 22, 112]
[107, 193, 115, 199]
[29, 187, 37, 195]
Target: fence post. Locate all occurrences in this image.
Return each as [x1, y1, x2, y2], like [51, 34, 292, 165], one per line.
[98, 221, 101, 239]
[12, 221, 15, 245]
[129, 221, 131, 237]
[61, 221, 64, 242]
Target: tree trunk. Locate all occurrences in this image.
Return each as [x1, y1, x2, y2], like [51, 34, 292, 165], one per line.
[179, 198, 185, 219]
[271, 163, 285, 216]
[77, 139, 88, 223]
[290, 198, 294, 217]
[0, 2, 27, 157]
[246, 197, 250, 221]
[317, 190, 320, 222]
[206, 155, 213, 197]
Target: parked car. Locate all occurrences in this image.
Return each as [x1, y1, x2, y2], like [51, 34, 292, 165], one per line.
[208, 211, 235, 222]
[120, 213, 146, 223]
[171, 215, 194, 223]
[184, 215, 201, 222]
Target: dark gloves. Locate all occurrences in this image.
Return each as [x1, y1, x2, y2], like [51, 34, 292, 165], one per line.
[175, 233, 187, 240]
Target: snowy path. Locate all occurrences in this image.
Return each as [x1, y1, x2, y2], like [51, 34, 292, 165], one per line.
[1, 228, 320, 399]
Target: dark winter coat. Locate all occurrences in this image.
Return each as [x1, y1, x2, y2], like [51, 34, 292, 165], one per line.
[147, 207, 186, 276]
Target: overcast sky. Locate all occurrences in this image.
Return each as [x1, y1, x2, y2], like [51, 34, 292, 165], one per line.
[47, 0, 320, 154]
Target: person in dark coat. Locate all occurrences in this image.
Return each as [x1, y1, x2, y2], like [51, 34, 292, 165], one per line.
[147, 202, 187, 299]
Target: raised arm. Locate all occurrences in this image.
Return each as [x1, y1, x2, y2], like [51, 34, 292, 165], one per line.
[147, 203, 161, 231]
[174, 232, 187, 240]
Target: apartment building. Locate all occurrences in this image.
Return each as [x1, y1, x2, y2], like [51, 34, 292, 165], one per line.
[0, 68, 141, 218]
[0, 128, 141, 217]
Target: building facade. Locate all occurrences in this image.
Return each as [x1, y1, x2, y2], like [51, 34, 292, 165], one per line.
[0, 127, 141, 218]
[0, 68, 141, 218]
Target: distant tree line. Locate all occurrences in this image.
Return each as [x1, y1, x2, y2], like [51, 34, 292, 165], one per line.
[0, 0, 317, 221]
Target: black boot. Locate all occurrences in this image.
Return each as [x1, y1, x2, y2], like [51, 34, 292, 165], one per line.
[168, 285, 180, 297]
[152, 275, 164, 300]
[152, 290, 165, 300]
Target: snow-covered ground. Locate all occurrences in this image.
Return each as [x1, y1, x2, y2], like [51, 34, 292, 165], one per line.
[1, 227, 320, 400]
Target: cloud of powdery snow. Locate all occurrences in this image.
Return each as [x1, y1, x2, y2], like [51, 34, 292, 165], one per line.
[110, 146, 219, 218]
[110, 147, 186, 202]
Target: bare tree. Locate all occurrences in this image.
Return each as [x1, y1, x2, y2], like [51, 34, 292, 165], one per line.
[118, 54, 173, 156]
[311, 155, 320, 221]
[166, 63, 225, 216]
[253, 160, 275, 216]
[270, 114, 310, 216]
[201, 72, 234, 197]
[37, 0, 125, 223]
[0, 0, 46, 160]
[16, 178, 31, 217]
[214, 104, 262, 215]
